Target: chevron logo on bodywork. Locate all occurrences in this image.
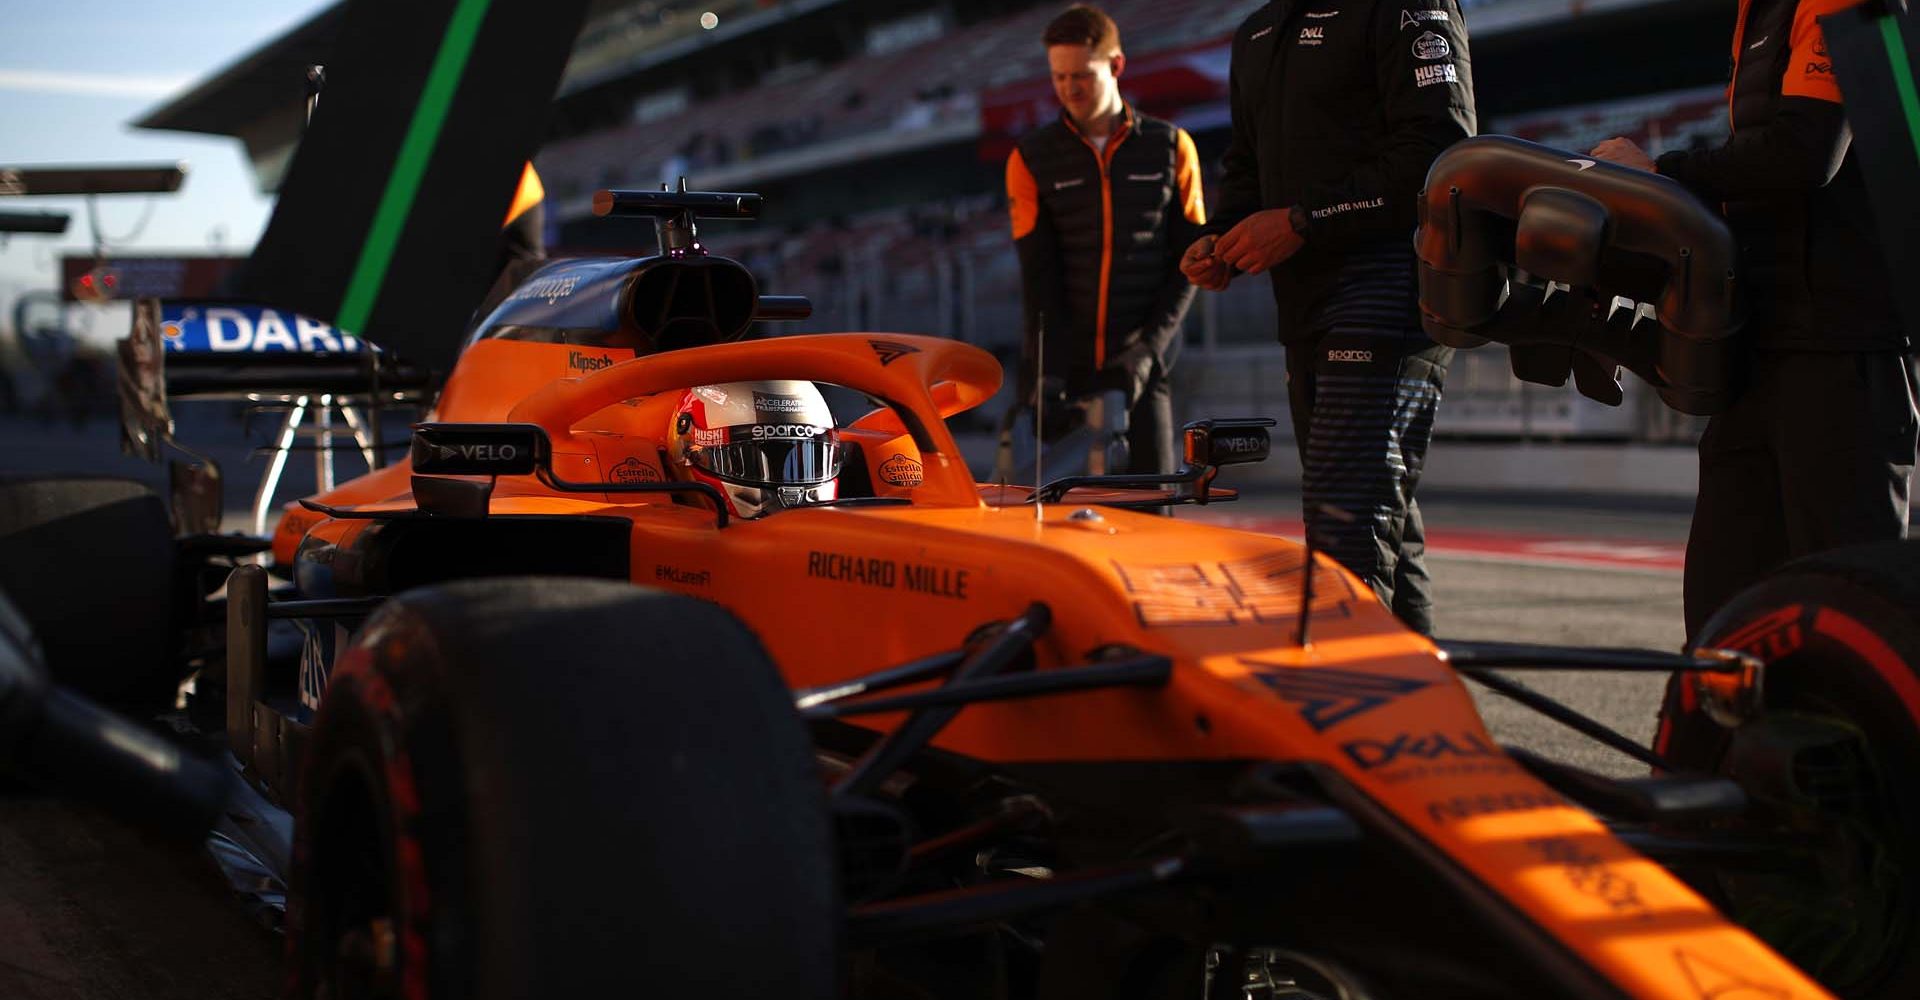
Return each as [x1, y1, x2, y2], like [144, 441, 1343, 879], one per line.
[868, 339, 921, 366]
[1244, 664, 1432, 732]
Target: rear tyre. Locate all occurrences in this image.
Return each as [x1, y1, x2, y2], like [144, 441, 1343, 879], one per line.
[291, 577, 838, 1000]
[0, 476, 176, 705]
[1656, 540, 1920, 998]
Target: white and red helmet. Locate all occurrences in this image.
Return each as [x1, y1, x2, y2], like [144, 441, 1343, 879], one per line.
[668, 380, 844, 518]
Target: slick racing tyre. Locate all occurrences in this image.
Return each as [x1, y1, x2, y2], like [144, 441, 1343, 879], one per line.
[1656, 540, 1920, 998]
[291, 577, 838, 1000]
[0, 476, 176, 706]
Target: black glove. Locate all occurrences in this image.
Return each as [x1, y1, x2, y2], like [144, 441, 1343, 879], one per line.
[1020, 373, 1062, 410]
[1094, 340, 1159, 409]
[1028, 375, 1087, 442]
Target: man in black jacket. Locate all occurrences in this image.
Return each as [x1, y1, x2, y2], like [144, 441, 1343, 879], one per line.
[1590, 0, 1915, 639]
[1007, 4, 1207, 474]
[1181, 0, 1475, 634]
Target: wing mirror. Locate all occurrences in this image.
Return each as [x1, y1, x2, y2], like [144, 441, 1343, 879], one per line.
[400, 422, 731, 526]
[1183, 418, 1275, 469]
[409, 423, 550, 477]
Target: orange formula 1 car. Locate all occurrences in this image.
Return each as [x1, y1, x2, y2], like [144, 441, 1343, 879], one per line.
[1, 183, 1915, 1000]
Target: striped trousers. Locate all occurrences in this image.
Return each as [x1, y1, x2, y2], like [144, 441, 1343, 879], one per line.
[1284, 245, 1452, 634]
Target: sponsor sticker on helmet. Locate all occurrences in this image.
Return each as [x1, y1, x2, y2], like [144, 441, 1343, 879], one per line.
[749, 423, 824, 441]
[879, 453, 925, 487]
[753, 391, 812, 414]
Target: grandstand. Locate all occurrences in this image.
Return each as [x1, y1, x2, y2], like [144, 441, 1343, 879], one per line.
[139, 0, 1736, 443]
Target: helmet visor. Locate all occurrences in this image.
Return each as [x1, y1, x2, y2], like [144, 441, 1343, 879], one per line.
[690, 427, 845, 487]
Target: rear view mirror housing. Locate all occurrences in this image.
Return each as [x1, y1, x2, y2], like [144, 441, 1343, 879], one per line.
[1183, 418, 1276, 470]
[398, 421, 731, 526]
[409, 423, 551, 477]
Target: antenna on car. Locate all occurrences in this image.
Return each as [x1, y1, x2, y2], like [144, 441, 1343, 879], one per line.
[1033, 313, 1045, 522]
[1297, 504, 1356, 647]
[304, 65, 325, 128]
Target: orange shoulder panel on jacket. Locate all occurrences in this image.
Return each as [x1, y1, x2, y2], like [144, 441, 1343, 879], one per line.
[1781, 0, 1857, 103]
[1006, 148, 1041, 241]
[504, 163, 545, 227]
[1174, 128, 1207, 226]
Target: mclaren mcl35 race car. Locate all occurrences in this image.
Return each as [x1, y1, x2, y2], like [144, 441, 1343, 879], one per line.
[1, 143, 1917, 1000]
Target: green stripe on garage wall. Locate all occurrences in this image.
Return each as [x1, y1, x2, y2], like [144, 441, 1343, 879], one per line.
[336, 0, 494, 335]
[1881, 16, 1920, 168]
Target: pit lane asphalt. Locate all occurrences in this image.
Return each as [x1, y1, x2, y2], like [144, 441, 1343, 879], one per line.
[1185, 489, 1690, 779]
[2, 414, 1694, 995]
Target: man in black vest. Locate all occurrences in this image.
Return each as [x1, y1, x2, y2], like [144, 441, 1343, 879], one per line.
[1180, 0, 1475, 635]
[1589, 0, 1915, 639]
[1006, 4, 1206, 474]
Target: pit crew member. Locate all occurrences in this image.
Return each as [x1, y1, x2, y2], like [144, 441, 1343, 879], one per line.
[1006, 4, 1207, 474]
[1588, 0, 1916, 639]
[1180, 0, 1476, 635]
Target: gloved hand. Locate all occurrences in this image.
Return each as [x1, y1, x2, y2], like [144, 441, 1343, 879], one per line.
[1029, 375, 1087, 442]
[1094, 340, 1158, 409]
[1018, 372, 1061, 410]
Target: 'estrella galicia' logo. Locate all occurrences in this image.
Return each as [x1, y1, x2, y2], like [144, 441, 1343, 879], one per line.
[879, 453, 925, 487]
[1246, 663, 1431, 731]
[1411, 31, 1450, 60]
[868, 339, 921, 366]
[611, 457, 661, 483]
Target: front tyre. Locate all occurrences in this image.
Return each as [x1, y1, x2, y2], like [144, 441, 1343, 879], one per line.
[291, 577, 838, 999]
[1657, 540, 1920, 998]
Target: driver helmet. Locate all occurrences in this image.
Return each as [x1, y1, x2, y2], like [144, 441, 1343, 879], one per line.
[668, 380, 844, 518]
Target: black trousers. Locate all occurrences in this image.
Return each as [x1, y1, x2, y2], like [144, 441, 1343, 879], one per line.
[1126, 370, 1175, 475]
[1285, 330, 1453, 635]
[1684, 350, 1917, 639]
